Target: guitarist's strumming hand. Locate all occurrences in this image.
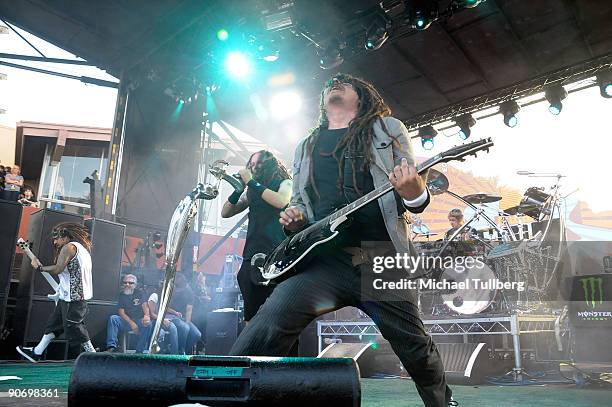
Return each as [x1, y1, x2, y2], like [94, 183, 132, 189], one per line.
[279, 206, 307, 232]
[389, 158, 426, 201]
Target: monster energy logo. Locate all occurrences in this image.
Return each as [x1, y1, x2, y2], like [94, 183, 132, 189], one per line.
[581, 277, 604, 308]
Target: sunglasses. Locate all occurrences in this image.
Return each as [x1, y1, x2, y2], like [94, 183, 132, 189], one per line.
[324, 78, 353, 89]
[123, 281, 136, 285]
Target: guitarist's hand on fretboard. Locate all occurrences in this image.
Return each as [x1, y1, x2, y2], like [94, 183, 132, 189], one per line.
[30, 257, 43, 270]
[280, 206, 308, 232]
[389, 158, 426, 201]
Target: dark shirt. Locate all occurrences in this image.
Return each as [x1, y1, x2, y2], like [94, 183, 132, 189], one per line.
[170, 286, 195, 313]
[118, 288, 145, 320]
[242, 177, 288, 259]
[311, 128, 391, 245]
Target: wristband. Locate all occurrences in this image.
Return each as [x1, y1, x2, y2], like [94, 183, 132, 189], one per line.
[228, 190, 242, 205]
[247, 179, 266, 198]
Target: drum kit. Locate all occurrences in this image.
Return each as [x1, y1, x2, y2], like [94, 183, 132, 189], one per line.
[414, 169, 566, 316]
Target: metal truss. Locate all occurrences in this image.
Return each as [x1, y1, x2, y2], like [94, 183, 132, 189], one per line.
[317, 313, 559, 380]
[403, 52, 612, 130]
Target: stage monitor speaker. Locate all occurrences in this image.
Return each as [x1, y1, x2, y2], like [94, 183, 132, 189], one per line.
[13, 209, 83, 347]
[319, 340, 495, 384]
[84, 218, 126, 302]
[69, 353, 360, 407]
[0, 200, 22, 330]
[318, 341, 402, 378]
[205, 310, 241, 355]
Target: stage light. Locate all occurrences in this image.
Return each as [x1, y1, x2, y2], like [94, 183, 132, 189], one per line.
[544, 85, 567, 115]
[405, 0, 438, 30]
[419, 125, 437, 150]
[318, 43, 344, 70]
[499, 100, 520, 128]
[225, 51, 251, 79]
[256, 38, 280, 62]
[365, 10, 392, 51]
[269, 91, 302, 120]
[216, 29, 229, 41]
[597, 70, 612, 98]
[455, 114, 476, 140]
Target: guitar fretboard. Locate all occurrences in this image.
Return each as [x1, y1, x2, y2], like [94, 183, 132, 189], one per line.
[287, 138, 491, 245]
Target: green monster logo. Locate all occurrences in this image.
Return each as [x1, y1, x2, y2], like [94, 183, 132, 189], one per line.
[581, 277, 603, 308]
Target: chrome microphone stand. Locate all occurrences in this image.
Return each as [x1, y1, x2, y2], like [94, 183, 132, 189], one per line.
[148, 183, 217, 353]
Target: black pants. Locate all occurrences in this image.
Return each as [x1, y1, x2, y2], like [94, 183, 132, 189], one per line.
[44, 300, 91, 345]
[237, 260, 274, 321]
[230, 251, 452, 407]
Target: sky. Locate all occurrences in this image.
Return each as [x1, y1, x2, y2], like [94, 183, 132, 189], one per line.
[1, 24, 611, 214]
[0, 25, 118, 128]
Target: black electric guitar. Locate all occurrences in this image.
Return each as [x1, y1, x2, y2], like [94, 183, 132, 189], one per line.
[259, 137, 494, 283]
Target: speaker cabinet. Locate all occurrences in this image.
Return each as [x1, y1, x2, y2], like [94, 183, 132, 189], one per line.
[85, 219, 125, 302]
[21, 299, 117, 358]
[206, 310, 241, 355]
[0, 201, 22, 331]
[13, 209, 83, 347]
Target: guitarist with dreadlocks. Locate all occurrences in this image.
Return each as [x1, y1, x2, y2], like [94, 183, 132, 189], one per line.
[221, 150, 292, 322]
[17, 222, 96, 362]
[230, 74, 456, 407]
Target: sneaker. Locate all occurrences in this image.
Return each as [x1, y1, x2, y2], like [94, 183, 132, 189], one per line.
[16, 346, 42, 363]
[105, 346, 118, 353]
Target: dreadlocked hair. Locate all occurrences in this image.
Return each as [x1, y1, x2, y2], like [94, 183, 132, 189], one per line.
[304, 73, 394, 198]
[52, 222, 92, 256]
[247, 150, 291, 187]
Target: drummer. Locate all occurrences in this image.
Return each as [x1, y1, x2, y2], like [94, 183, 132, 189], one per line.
[444, 208, 473, 241]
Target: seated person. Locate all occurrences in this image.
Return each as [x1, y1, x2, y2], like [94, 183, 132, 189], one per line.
[105, 274, 153, 353]
[165, 273, 201, 355]
[444, 208, 473, 241]
[18, 186, 39, 208]
[147, 290, 179, 354]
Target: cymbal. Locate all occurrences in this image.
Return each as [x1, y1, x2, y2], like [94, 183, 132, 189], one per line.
[503, 204, 539, 216]
[463, 192, 502, 204]
[426, 168, 449, 196]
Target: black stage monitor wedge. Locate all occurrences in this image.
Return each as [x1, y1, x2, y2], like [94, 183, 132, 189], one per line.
[0, 201, 22, 331]
[69, 353, 361, 407]
[84, 218, 126, 302]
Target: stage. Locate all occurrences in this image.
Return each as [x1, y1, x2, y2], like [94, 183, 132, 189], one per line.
[0, 361, 610, 407]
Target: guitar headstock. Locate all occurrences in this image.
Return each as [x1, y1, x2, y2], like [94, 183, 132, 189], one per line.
[17, 238, 32, 251]
[420, 138, 494, 169]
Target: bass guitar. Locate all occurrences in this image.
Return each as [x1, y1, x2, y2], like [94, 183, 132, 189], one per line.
[16, 238, 60, 303]
[260, 137, 494, 283]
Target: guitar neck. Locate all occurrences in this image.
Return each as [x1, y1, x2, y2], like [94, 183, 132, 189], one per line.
[22, 247, 38, 263]
[328, 160, 432, 223]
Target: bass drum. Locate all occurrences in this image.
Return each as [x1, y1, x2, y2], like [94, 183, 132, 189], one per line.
[440, 261, 497, 315]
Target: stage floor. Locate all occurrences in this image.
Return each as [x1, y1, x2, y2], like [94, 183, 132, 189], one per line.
[1, 361, 611, 406]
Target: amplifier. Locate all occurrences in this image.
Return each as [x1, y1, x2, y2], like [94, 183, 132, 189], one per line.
[205, 310, 241, 355]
